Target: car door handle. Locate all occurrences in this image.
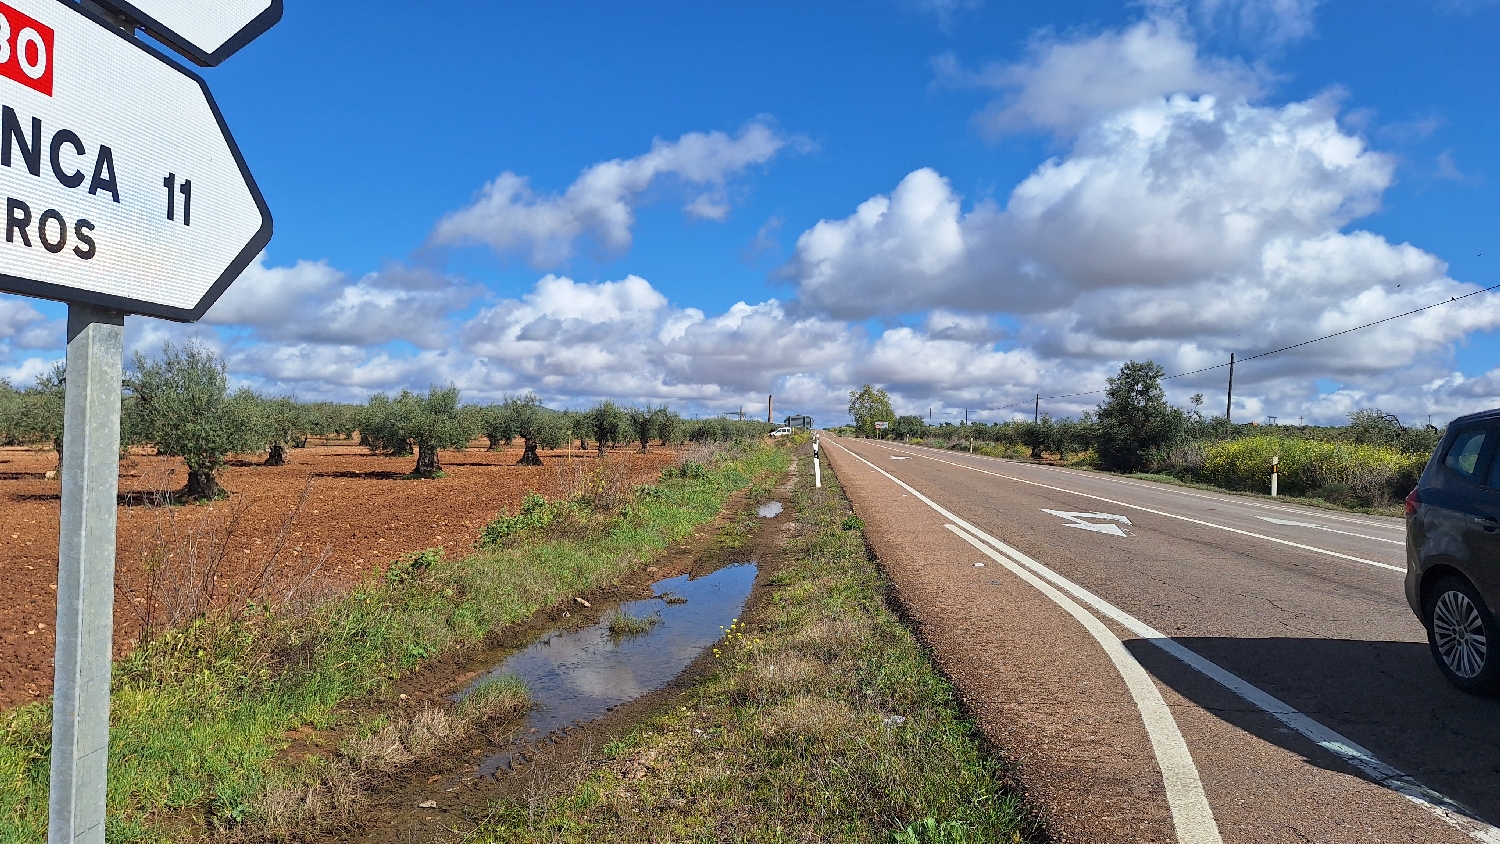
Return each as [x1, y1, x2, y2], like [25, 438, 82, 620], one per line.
[1476, 516, 1500, 532]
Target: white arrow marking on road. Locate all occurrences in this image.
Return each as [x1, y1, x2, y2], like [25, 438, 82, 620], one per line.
[1259, 516, 1319, 528]
[1255, 516, 1404, 545]
[1042, 509, 1133, 537]
[96, 0, 281, 66]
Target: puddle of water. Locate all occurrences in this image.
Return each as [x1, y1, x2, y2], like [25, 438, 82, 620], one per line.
[757, 501, 784, 518]
[456, 563, 757, 775]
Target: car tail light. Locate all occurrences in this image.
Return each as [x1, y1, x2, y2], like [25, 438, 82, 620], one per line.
[1405, 487, 1420, 516]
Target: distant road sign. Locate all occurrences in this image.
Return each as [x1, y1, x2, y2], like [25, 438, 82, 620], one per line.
[0, 0, 271, 321]
[94, 0, 281, 67]
[874, 421, 889, 429]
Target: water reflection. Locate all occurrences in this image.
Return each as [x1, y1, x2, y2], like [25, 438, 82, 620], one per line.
[456, 563, 757, 775]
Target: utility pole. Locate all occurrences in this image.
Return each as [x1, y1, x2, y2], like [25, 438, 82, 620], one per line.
[1034, 394, 1040, 423]
[964, 408, 968, 425]
[1225, 352, 1235, 423]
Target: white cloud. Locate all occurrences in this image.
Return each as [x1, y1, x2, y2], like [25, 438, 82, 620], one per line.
[788, 92, 1394, 319]
[0, 295, 61, 354]
[1192, 0, 1321, 46]
[429, 121, 792, 268]
[782, 16, 1500, 426]
[203, 256, 481, 350]
[459, 274, 856, 403]
[936, 17, 1264, 137]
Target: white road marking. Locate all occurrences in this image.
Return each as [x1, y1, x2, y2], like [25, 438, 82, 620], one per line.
[945, 522, 1222, 843]
[1042, 509, 1134, 536]
[883, 441, 1404, 532]
[871, 443, 1403, 573]
[891, 456, 911, 460]
[1255, 516, 1404, 545]
[831, 439, 1500, 844]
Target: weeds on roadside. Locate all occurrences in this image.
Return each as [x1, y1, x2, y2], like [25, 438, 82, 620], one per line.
[0, 442, 790, 843]
[465, 449, 1039, 843]
[116, 475, 333, 645]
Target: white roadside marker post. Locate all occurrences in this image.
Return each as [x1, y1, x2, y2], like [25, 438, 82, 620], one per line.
[813, 435, 821, 487]
[1271, 455, 1279, 498]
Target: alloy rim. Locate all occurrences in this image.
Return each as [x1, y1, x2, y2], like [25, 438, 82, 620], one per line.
[1433, 590, 1488, 679]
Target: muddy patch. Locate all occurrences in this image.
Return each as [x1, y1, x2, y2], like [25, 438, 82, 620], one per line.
[459, 563, 757, 776]
[318, 463, 800, 844]
[757, 500, 784, 518]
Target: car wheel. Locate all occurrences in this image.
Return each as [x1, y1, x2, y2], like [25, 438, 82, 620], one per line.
[1426, 576, 1500, 695]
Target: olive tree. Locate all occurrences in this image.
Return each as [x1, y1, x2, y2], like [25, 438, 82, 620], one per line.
[476, 403, 516, 451]
[503, 393, 549, 465]
[359, 385, 476, 478]
[654, 406, 682, 446]
[252, 395, 312, 466]
[583, 400, 625, 457]
[124, 342, 261, 500]
[1, 365, 66, 465]
[1095, 360, 1185, 473]
[625, 404, 667, 453]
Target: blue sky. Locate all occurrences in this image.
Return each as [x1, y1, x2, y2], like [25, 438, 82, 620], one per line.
[3, 0, 1500, 425]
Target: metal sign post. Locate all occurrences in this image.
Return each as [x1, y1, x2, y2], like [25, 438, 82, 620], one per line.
[48, 304, 124, 844]
[0, 1, 273, 840]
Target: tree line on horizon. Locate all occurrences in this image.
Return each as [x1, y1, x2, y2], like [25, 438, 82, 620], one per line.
[843, 363, 1444, 507]
[0, 341, 773, 500]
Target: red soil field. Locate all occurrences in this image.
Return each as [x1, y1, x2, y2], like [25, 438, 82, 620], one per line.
[0, 441, 681, 711]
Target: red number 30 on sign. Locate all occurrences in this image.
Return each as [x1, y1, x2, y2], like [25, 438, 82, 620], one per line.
[0, 3, 52, 98]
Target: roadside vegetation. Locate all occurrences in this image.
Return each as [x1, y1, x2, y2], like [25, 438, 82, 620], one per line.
[0, 439, 790, 842]
[464, 448, 1038, 843]
[839, 363, 1439, 512]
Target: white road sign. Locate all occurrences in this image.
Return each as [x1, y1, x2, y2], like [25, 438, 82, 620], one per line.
[95, 0, 281, 67]
[0, 0, 271, 321]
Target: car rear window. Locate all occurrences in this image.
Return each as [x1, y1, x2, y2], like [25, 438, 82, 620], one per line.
[1446, 427, 1488, 478]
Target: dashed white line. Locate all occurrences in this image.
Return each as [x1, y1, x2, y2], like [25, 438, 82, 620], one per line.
[865, 441, 1403, 573]
[1254, 516, 1403, 544]
[881, 440, 1404, 532]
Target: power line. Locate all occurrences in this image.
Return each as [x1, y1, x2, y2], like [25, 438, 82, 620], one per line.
[971, 280, 1500, 416]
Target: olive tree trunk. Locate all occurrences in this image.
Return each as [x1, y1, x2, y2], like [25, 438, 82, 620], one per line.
[182, 468, 220, 501]
[517, 436, 543, 466]
[264, 444, 287, 466]
[413, 444, 442, 478]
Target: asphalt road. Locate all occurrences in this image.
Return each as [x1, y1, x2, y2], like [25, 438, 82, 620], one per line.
[823, 436, 1500, 844]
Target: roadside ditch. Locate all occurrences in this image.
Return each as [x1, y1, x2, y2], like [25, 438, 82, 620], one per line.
[320, 445, 1041, 844]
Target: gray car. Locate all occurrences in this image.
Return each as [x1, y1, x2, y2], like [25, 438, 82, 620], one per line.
[1406, 409, 1500, 694]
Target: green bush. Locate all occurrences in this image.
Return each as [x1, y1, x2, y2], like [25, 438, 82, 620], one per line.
[1199, 435, 1429, 506]
[476, 493, 578, 547]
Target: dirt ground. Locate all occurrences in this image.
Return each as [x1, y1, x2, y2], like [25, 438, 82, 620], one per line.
[0, 440, 681, 711]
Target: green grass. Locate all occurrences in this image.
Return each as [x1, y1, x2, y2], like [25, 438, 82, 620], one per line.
[0, 441, 789, 843]
[462, 451, 1038, 843]
[606, 609, 661, 638]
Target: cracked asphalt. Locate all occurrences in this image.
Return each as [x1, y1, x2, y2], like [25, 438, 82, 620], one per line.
[825, 436, 1500, 844]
